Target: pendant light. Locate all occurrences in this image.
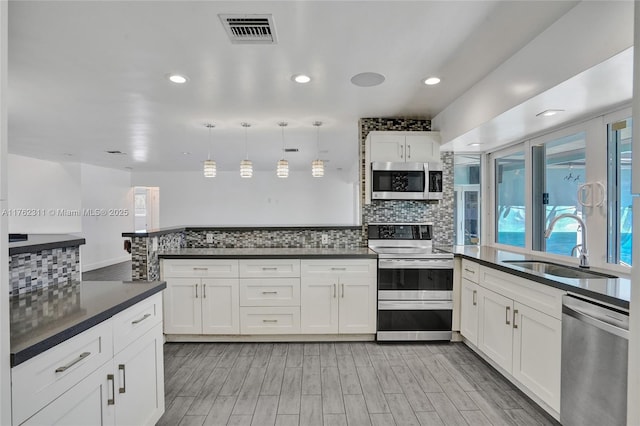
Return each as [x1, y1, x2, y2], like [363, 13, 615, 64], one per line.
[277, 122, 289, 178]
[312, 121, 325, 177]
[240, 122, 253, 178]
[203, 123, 216, 178]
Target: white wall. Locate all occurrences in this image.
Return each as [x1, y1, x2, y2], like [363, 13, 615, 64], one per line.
[7, 154, 82, 234]
[80, 164, 132, 272]
[132, 170, 359, 227]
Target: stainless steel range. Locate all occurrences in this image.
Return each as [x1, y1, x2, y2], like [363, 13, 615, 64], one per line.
[368, 223, 454, 341]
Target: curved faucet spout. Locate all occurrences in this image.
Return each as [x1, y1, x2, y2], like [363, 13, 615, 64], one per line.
[545, 213, 589, 268]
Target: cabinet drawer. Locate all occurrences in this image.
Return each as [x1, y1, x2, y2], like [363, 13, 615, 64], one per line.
[240, 307, 301, 334]
[301, 259, 376, 277]
[239, 259, 300, 278]
[240, 278, 300, 307]
[162, 259, 239, 278]
[112, 293, 163, 354]
[11, 320, 114, 425]
[461, 259, 480, 283]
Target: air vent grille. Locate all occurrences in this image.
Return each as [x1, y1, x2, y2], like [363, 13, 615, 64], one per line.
[284, 148, 298, 153]
[219, 14, 277, 44]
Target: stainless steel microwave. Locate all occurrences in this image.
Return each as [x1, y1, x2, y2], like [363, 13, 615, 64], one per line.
[371, 162, 443, 201]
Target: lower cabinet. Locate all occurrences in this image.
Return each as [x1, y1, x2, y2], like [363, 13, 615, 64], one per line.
[13, 294, 165, 426]
[460, 260, 562, 414]
[300, 259, 377, 334]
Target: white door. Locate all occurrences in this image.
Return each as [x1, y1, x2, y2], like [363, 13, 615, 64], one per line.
[338, 276, 376, 334]
[512, 302, 561, 412]
[460, 278, 479, 346]
[163, 278, 202, 334]
[370, 133, 405, 162]
[113, 323, 164, 426]
[300, 277, 338, 334]
[405, 134, 438, 162]
[22, 363, 115, 426]
[201, 278, 240, 334]
[478, 287, 514, 373]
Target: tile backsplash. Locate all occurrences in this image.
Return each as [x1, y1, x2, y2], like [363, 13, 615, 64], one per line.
[9, 247, 81, 296]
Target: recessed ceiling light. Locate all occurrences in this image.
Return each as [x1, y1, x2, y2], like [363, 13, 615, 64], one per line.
[182, 152, 191, 155]
[168, 74, 188, 84]
[350, 72, 385, 87]
[536, 109, 564, 117]
[423, 77, 441, 85]
[292, 74, 311, 84]
[468, 143, 483, 147]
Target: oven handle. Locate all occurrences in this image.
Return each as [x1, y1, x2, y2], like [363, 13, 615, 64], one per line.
[379, 259, 453, 269]
[378, 300, 453, 310]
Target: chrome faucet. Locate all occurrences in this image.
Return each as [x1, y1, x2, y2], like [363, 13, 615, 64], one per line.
[545, 213, 589, 268]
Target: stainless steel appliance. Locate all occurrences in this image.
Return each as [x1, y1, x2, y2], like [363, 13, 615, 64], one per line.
[368, 223, 453, 341]
[371, 162, 443, 201]
[561, 294, 628, 426]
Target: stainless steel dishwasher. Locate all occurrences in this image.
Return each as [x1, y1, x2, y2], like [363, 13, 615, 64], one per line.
[561, 294, 628, 426]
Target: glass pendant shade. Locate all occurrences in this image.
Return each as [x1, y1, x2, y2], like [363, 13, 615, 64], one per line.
[312, 159, 324, 177]
[203, 159, 216, 177]
[277, 159, 289, 178]
[240, 159, 253, 178]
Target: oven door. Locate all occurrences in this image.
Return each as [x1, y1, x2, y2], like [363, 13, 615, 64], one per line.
[378, 259, 453, 296]
[377, 300, 452, 341]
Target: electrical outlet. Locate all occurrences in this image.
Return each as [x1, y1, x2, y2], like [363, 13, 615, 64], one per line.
[206, 233, 214, 243]
[321, 234, 329, 244]
[152, 237, 158, 251]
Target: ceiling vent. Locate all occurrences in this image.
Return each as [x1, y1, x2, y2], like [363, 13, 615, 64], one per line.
[219, 14, 277, 44]
[284, 148, 299, 153]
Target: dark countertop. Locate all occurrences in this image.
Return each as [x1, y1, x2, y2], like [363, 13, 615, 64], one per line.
[9, 234, 86, 255]
[447, 245, 630, 309]
[122, 225, 362, 238]
[10, 280, 166, 366]
[159, 247, 377, 259]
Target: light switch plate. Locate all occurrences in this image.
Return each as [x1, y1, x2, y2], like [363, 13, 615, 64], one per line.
[152, 237, 158, 251]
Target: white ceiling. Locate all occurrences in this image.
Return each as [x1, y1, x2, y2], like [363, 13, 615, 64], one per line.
[8, 1, 580, 173]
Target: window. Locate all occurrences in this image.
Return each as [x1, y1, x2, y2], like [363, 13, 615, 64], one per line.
[454, 154, 481, 245]
[495, 152, 525, 247]
[607, 117, 632, 266]
[532, 132, 586, 256]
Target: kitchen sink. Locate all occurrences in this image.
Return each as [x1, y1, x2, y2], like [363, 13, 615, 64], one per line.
[501, 260, 617, 279]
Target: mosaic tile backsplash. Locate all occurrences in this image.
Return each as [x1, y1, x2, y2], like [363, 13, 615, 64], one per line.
[9, 247, 81, 296]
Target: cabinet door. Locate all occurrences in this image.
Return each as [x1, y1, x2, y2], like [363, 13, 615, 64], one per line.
[338, 275, 376, 334]
[21, 363, 115, 426]
[460, 278, 479, 346]
[114, 323, 165, 426]
[404, 134, 439, 162]
[370, 133, 405, 162]
[478, 287, 513, 373]
[512, 302, 561, 412]
[163, 278, 202, 334]
[201, 278, 240, 334]
[300, 277, 339, 334]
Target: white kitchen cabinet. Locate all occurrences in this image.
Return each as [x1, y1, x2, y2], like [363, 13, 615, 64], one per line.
[478, 286, 514, 373]
[300, 259, 377, 334]
[368, 131, 441, 163]
[459, 277, 479, 346]
[512, 302, 561, 412]
[162, 260, 240, 335]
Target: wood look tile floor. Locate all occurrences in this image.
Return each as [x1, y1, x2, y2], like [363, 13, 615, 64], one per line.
[158, 342, 558, 426]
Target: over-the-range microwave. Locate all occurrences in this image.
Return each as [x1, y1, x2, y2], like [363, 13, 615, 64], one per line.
[371, 161, 443, 201]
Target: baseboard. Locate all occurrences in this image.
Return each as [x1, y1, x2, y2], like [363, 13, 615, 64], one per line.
[82, 254, 131, 272]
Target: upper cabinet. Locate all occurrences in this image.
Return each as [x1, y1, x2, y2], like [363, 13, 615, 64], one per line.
[367, 131, 441, 163]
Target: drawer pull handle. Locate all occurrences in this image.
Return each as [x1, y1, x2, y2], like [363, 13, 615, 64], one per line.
[506, 306, 511, 325]
[55, 351, 90, 373]
[118, 364, 126, 394]
[464, 268, 475, 274]
[513, 309, 519, 329]
[131, 313, 151, 325]
[193, 267, 209, 271]
[203, 284, 207, 298]
[263, 319, 278, 323]
[262, 267, 278, 271]
[195, 283, 198, 298]
[341, 283, 345, 298]
[472, 290, 477, 306]
[331, 267, 347, 271]
[107, 374, 115, 405]
[333, 283, 337, 298]
[262, 291, 278, 295]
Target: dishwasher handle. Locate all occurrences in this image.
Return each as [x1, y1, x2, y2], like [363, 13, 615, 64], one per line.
[563, 300, 629, 340]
